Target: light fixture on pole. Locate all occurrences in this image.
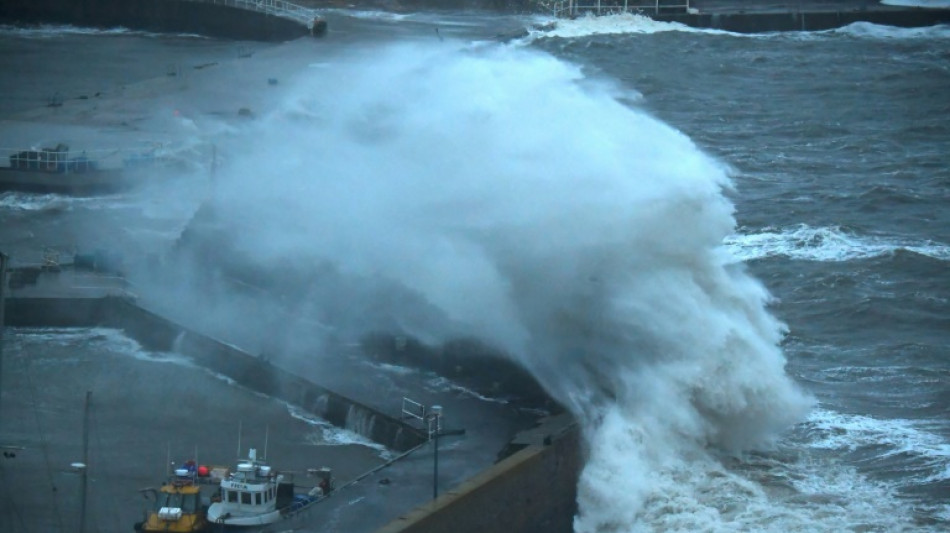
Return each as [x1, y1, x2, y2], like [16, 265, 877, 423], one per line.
[429, 405, 442, 500]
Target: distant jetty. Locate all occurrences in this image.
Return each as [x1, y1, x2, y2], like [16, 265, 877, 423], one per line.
[547, 1, 950, 32]
[0, 0, 326, 41]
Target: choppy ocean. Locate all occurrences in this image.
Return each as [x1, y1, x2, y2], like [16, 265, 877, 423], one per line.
[0, 7, 948, 532]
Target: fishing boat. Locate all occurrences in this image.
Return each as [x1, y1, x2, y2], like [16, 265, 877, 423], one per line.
[0, 143, 166, 195]
[134, 462, 212, 532]
[206, 448, 333, 529]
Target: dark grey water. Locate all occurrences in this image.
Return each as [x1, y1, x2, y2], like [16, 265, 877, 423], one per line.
[1, 10, 948, 532]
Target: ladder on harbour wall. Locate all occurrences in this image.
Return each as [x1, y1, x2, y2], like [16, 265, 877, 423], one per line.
[180, 0, 320, 26]
[549, 0, 692, 18]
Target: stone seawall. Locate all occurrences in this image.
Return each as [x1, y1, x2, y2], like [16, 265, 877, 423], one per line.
[4, 295, 428, 451]
[4, 293, 583, 531]
[655, 7, 950, 32]
[0, 0, 312, 41]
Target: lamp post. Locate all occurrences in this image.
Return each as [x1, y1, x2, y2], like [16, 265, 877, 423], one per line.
[73, 390, 92, 533]
[427, 405, 465, 500]
[0, 252, 6, 434]
[429, 405, 442, 500]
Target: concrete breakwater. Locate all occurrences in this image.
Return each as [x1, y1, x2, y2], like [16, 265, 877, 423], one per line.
[547, 1, 950, 33]
[0, 0, 317, 41]
[3, 290, 583, 532]
[3, 293, 428, 452]
[655, 5, 950, 32]
[4, 0, 948, 42]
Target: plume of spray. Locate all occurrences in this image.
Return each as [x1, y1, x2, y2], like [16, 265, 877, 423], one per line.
[207, 40, 813, 529]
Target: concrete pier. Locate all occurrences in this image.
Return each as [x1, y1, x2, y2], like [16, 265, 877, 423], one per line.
[4, 279, 427, 452]
[557, 1, 950, 32]
[0, 0, 316, 41]
[661, 1, 950, 32]
[1, 264, 576, 532]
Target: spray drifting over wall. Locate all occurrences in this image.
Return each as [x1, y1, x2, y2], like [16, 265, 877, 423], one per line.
[202, 40, 812, 528]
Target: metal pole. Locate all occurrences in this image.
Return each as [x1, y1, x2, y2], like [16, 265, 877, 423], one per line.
[0, 252, 7, 430]
[430, 405, 442, 500]
[433, 430, 439, 500]
[79, 390, 91, 533]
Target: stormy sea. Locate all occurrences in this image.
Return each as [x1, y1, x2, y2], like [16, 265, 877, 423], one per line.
[0, 5, 948, 533]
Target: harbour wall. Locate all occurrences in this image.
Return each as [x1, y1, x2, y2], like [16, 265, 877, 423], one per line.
[4, 0, 948, 41]
[0, 0, 312, 41]
[5, 293, 586, 532]
[654, 8, 950, 33]
[3, 295, 428, 452]
[3, 288, 585, 532]
[377, 414, 583, 533]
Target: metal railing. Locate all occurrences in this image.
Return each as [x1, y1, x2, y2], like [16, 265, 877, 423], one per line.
[0, 144, 174, 173]
[549, 0, 692, 18]
[179, 0, 320, 26]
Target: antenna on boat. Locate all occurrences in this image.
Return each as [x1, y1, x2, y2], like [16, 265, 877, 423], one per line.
[165, 442, 171, 477]
[237, 420, 242, 459]
[263, 425, 269, 462]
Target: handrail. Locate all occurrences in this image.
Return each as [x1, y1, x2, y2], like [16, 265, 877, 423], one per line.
[0, 145, 175, 172]
[178, 0, 321, 26]
[548, 0, 692, 18]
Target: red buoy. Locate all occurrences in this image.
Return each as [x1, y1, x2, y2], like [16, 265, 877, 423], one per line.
[197, 465, 210, 477]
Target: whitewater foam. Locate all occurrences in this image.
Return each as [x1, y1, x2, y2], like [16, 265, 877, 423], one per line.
[286, 404, 390, 454]
[515, 11, 949, 43]
[800, 408, 950, 479]
[830, 20, 950, 40]
[0, 23, 206, 40]
[0, 191, 90, 212]
[882, 0, 950, 7]
[574, 405, 937, 532]
[425, 376, 510, 405]
[725, 224, 950, 262]
[524, 12, 710, 41]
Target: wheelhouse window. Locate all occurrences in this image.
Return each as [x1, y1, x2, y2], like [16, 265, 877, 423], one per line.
[181, 493, 198, 513]
[153, 492, 183, 512]
[241, 492, 252, 505]
[227, 490, 238, 503]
